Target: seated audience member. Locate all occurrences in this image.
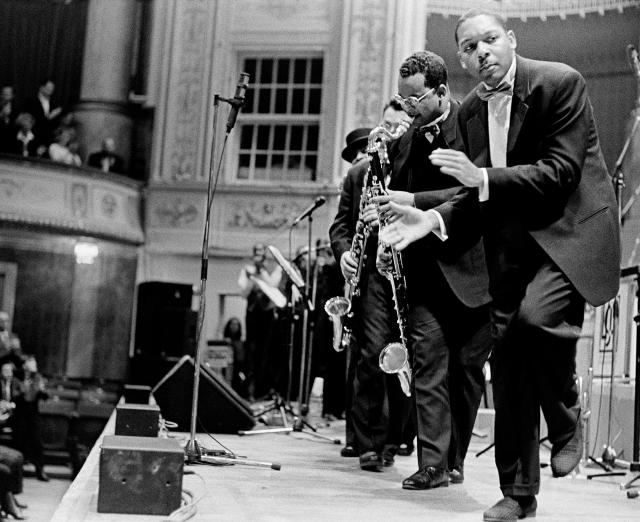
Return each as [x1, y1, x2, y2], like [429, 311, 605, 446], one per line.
[48, 127, 81, 166]
[12, 113, 43, 159]
[12, 356, 49, 482]
[0, 86, 18, 154]
[88, 137, 124, 174]
[0, 443, 26, 520]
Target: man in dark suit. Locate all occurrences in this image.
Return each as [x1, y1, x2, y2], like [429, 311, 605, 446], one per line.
[88, 137, 125, 174]
[374, 51, 491, 490]
[381, 10, 620, 520]
[0, 86, 18, 154]
[24, 79, 61, 146]
[329, 103, 415, 471]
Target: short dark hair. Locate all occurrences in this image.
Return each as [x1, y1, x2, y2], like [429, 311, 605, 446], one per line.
[399, 51, 448, 89]
[382, 98, 403, 114]
[454, 9, 508, 45]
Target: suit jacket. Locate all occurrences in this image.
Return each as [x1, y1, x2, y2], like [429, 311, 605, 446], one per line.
[438, 55, 620, 307]
[329, 158, 370, 264]
[388, 100, 489, 309]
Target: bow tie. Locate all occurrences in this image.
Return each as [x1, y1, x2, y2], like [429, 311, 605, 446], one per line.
[418, 123, 440, 143]
[476, 82, 513, 101]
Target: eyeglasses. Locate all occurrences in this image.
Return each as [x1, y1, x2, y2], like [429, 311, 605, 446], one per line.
[394, 87, 434, 112]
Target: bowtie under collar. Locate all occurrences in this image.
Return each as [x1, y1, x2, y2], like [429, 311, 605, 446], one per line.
[476, 81, 513, 101]
[418, 123, 440, 142]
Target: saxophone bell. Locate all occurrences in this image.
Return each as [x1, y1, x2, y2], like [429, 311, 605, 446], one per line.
[379, 342, 412, 397]
[324, 296, 351, 352]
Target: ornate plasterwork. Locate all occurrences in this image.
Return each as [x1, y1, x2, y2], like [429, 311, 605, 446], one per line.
[352, 0, 388, 126]
[0, 161, 143, 244]
[227, 199, 302, 230]
[167, 0, 211, 182]
[154, 198, 200, 228]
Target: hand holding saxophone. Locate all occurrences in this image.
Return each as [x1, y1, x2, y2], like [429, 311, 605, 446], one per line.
[340, 251, 358, 280]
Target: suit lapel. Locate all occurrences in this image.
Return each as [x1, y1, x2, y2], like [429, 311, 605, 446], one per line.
[507, 56, 530, 154]
[466, 100, 489, 167]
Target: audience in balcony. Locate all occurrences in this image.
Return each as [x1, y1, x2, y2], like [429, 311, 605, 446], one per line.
[0, 86, 18, 154]
[23, 79, 62, 147]
[88, 137, 124, 174]
[48, 127, 82, 166]
[12, 113, 44, 159]
[0, 313, 24, 369]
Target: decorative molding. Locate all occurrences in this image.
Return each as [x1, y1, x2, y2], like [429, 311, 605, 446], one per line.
[352, 0, 388, 126]
[226, 199, 302, 229]
[154, 198, 200, 228]
[0, 159, 144, 244]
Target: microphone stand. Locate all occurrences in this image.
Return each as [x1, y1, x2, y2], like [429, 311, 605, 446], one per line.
[183, 87, 280, 469]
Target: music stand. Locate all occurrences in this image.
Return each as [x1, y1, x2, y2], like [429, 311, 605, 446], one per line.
[238, 245, 340, 444]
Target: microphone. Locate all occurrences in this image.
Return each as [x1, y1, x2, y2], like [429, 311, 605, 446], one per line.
[226, 72, 250, 133]
[291, 196, 326, 226]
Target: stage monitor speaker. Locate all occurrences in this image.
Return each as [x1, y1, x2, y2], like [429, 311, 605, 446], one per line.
[115, 403, 160, 437]
[152, 355, 255, 434]
[134, 281, 195, 359]
[123, 384, 152, 404]
[98, 435, 183, 515]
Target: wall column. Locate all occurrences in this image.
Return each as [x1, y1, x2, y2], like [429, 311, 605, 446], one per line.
[74, 0, 138, 171]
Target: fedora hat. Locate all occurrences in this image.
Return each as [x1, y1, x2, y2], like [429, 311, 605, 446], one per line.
[341, 127, 372, 163]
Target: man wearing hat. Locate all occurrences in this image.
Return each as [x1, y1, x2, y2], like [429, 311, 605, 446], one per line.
[329, 99, 414, 471]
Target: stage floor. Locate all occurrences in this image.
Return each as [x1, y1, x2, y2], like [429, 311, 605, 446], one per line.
[51, 398, 639, 521]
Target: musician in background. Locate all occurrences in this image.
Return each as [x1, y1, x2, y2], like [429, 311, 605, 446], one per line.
[329, 100, 414, 471]
[238, 243, 283, 401]
[375, 51, 491, 490]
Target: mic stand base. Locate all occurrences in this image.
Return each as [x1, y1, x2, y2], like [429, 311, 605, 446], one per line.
[184, 438, 202, 464]
[239, 416, 341, 445]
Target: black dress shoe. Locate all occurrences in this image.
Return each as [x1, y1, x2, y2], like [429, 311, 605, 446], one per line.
[36, 468, 50, 482]
[382, 444, 397, 467]
[359, 451, 383, 472]
[340, 445, 358, 457]
[483, 496, 537, 521]
[551, 411, 582, 477]
[396, 442, 414, 456]
[449, 467, 464, 484]
[402, 466, 449, 490]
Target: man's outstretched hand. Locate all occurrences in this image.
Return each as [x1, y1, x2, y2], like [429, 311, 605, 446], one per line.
[379, 202, 438, 251]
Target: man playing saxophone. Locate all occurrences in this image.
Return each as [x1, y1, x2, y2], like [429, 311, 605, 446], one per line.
[374, 51, 492, 489]
[329, 100, 414, 471]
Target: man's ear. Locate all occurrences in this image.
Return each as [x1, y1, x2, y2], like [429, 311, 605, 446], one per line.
[436, 84, 449, 98]
[507, 29, 517, 51]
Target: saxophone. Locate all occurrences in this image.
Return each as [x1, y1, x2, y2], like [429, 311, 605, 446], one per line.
[367, 126, 412, 398]
[324, 168, 372, 351]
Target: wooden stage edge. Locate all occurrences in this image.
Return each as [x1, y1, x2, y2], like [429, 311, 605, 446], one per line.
[51, 401, 640, 522]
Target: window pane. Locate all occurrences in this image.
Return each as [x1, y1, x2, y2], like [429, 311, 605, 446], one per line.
[310, 58, 323, 83]
[272, 154, 284, 169]
[258, 88, 271, 113]
[290, 126, 303, 150]
[257, 125, 270, 149]
[244, 59, 256, 81]
[308, 88, 321, 114]
[273, 125, 286, 150]
[288, 154, 301, 169]
[255, 154, 267, 168]
[238, 154, 250, 179]
[260, 59, 273, 83]
[244, 88, 255, 113]
[275, 88, 288, 113]
[240, 125, 253, 149]
[305, 155, 317, 181]
[277, 59, 290, 83]
[307, 125, 318, 151]
[291, 88, 304, 114]
[293, 59, 306, 83]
